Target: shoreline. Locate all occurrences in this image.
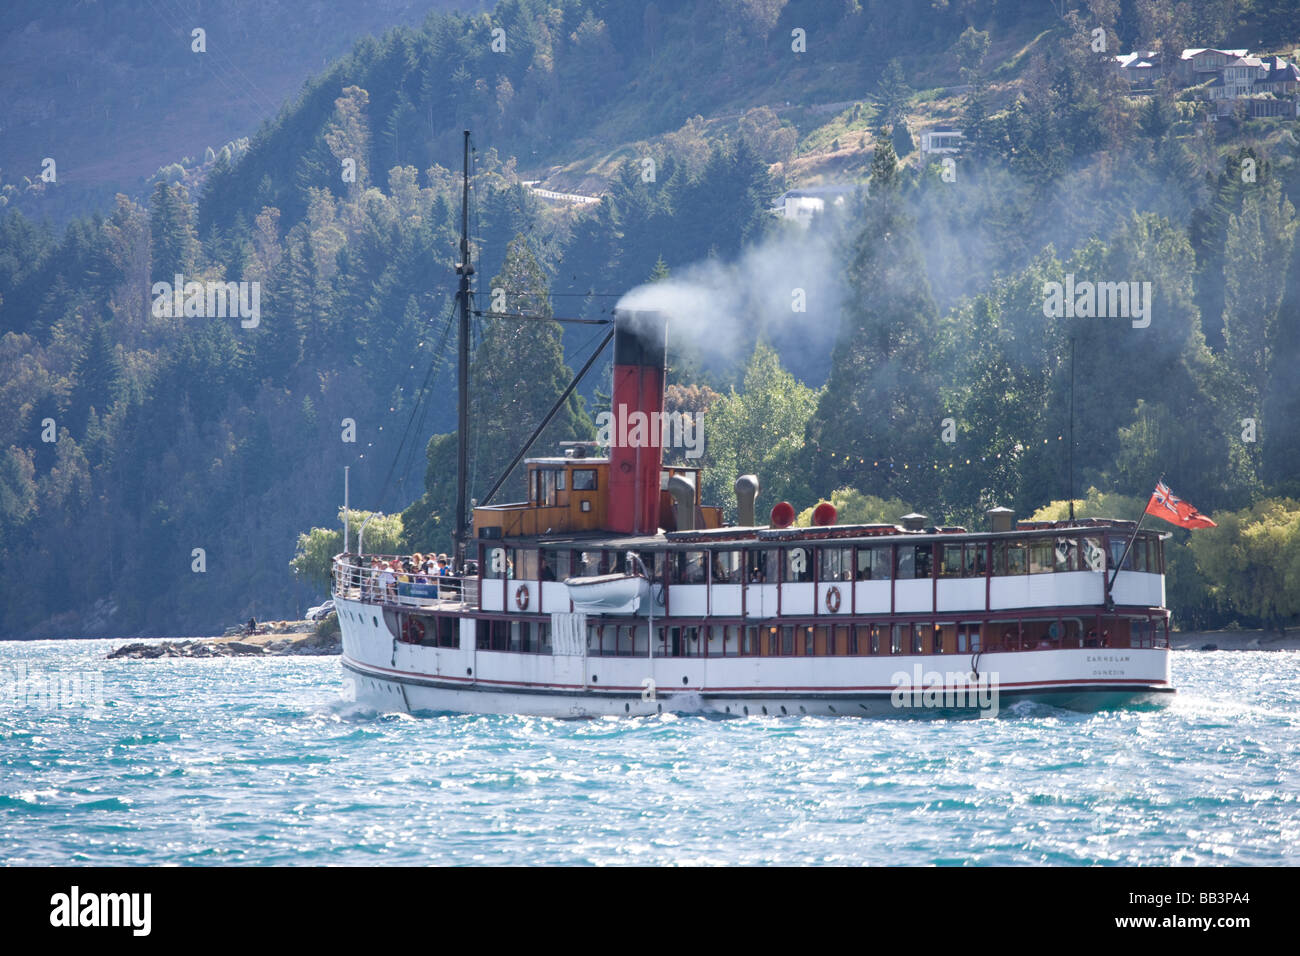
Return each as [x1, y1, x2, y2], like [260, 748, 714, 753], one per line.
[106, 620, 340, 659]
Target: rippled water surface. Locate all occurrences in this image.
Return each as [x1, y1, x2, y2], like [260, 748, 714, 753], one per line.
[2, 640, 1297, 865]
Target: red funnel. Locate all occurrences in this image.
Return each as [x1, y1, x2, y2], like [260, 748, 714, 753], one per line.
[770, 501, 795, 528]
[812, 502, 837, 526]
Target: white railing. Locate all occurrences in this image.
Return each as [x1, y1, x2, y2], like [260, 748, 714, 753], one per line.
[332, 553, 478, 609]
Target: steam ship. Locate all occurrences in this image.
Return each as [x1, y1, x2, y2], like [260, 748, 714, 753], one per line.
[329, 133, 1173, 718]
[332, 306, 1173, 717]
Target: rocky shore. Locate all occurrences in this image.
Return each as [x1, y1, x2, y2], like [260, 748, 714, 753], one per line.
[108, 620, 339, 659]
[1170, 629, 1300, 652]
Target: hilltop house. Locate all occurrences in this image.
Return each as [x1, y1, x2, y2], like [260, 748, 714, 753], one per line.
[919, 127, 964, 154]
[772, 185, 860, 227]
[1114, 45, 1298, 118]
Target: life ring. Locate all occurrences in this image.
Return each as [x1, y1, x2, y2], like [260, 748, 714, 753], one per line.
[401, 616, 425, 644]
[515, 585, 530, 611]
[825, 585, 842, 613]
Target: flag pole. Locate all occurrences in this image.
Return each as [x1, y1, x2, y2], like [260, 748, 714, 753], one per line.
[1107, 473, 1162, 597]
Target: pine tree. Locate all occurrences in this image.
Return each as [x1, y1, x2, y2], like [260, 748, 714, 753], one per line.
[148, 181, 198, 284]
[808, 139, 944, 506]
[1263, 210, 1300, 492]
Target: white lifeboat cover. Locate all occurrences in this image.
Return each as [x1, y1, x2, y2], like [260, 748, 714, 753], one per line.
[564, 573, 651, 614]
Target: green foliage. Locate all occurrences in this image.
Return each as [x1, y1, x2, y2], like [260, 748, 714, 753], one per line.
[290, 509, 403, 593]
[796, 489, 911, 527]
[1190, 498, 1300, 635]
[701, 342, 822, 521]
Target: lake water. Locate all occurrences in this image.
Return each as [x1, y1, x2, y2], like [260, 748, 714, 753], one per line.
[2, 640, 1297, 865]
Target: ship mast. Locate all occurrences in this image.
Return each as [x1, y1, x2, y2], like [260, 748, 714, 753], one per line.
[454, 130, 474, 571]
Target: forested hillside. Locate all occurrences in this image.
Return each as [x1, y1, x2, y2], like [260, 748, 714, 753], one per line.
[0, 0, 485, 222]
[3, 0, 1300, 638]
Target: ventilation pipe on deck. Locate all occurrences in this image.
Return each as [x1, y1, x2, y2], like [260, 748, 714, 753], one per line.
[668, 472, 696, 532]
[734, 474, 760, 526]
[900, 512, 928, 532]
[812, 502, 838, 526]
[771, 502, 796, 528]
[986, 506, 1015, 533]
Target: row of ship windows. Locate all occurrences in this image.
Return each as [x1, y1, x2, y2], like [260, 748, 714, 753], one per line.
[462, 617, 1161, 656]
[482, 535, 1163, 584]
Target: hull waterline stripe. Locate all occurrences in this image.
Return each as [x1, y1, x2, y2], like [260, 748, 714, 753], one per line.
[342, 655, 1171, 696]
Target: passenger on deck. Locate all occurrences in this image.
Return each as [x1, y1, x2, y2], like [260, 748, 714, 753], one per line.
[379, 561, 397, 600]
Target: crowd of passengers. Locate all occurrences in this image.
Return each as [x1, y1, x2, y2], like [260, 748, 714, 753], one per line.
[348, 553, 480, 601]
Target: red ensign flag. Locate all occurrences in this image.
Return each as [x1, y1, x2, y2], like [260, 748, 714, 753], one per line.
[1145, 480, 1217, 529]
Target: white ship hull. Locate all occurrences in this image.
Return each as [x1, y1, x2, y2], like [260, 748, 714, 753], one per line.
[337, 597, 1172, 718]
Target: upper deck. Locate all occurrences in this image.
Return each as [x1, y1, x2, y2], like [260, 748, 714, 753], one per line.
[472, 518, 1167, 619]
[332, 516, 1167, 627]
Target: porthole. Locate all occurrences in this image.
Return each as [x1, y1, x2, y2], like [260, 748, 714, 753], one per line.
[725, 706, 731, 714]
[828, 705, 837, 713]
[624, 702, 630, 713]
[799, 705, 806, 714]
[657, 704, 662, 714]
[466, 668, 473, 676]
[761, 705, 768, 715]
[591, 675, 598, 682]
[682, 676, 688, 685]
[743, 705, 749, 715]
[373, 616, 378, 628]
[780, 705, 787, 715]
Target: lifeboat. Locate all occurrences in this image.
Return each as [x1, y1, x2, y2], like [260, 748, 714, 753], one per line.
[564, 573, 652, 614]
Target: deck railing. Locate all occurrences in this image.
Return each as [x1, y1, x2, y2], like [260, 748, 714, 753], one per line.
[332, 553, 478, 609]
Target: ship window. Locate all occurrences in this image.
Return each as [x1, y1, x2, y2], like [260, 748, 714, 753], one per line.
[1029, 539, 1054, 574]
[484, 547, 506, 579]
[1109, 538, 1133, 571]
[1134, 537, 1149, 572]
[898, 545, 932, 579]
[572, 468, 597, 491]
[514, 549, 539, 580]
[540, 549, 569, 581]
[744, 626, 759, 655]
[745, 549, 774, 583]
[804, 626, 815, 656]
[784, 547, 812, 583]
[891, 625, 905, 655]
[912, 625, 925, 654]
[781, 627, 795, 656]
[672, 551, 707, 584]
[1081, 536, 1105, 571]
[940, 543, 964, 578]
[871, 624, 883, 655]
[896, 546, 914, 579]
[856, 546, 891, 580]
[820, 547, 853, 582]
[712, 550, 742, 584]
[437, 616, 456, 648]
[476, 619, 490, 650]
[1054, 537, 1076, 572]
[965, 542, 986, 576]
[996, 541, 1027, 575]
[538, 469, 561, 506]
